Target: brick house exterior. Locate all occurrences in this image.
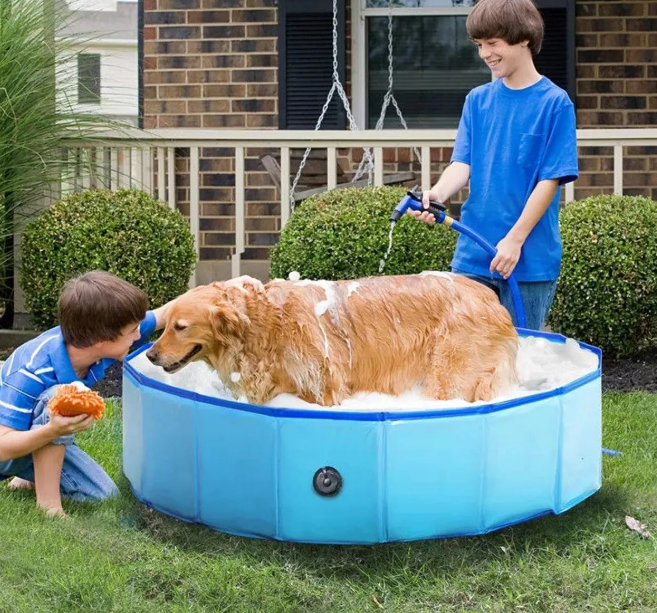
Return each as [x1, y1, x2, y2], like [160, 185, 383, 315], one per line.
[141, 0, 657, 280]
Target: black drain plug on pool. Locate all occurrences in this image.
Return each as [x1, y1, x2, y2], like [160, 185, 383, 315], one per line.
[313, 466, 342, 497]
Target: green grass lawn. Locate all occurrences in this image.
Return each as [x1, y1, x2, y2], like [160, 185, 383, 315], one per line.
[1, 393, 656, 613]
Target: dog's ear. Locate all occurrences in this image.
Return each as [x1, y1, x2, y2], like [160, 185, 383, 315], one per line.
[208, 300, 250, 338]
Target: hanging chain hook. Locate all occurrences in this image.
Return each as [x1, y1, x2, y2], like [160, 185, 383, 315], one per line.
[377, 3, 421, 160]
[288, 0, 374, 214]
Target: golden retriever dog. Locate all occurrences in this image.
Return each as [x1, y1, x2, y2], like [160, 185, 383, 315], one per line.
[145, 273, 518, 406]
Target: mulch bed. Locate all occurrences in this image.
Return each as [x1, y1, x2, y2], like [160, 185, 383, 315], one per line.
[90, 362, 124, 399]
[1, 348, 655, 400]
[601, 350, 657, 393]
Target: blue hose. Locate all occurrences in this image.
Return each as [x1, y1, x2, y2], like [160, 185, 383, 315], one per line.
[446, 217, 527, 328]
[391, 190, 527, 327]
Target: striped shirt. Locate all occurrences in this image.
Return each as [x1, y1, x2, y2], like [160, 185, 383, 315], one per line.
[0, 311, 156, 430]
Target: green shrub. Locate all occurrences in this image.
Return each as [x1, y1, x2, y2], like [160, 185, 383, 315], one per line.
[0, 1, 126, 325]
[548, 194, 657, 357]
[20, 189, 197, 330]
[269, 186, 457, 281]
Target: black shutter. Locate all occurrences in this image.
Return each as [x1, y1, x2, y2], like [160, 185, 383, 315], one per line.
[278, 0, 346, 129]
[534, 0, 576, 103]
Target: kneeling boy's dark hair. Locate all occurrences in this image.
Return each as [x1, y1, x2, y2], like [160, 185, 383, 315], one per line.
[58, 271, 148, 348]
[467, 0, 544, 56]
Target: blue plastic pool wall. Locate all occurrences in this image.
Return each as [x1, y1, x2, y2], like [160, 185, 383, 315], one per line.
[123, 334, 602, 544]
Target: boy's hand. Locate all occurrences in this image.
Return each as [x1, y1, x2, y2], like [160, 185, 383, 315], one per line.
[490, 235, 524, 279]
[408, 190, 439, 224]
[226, 275, 265, 291]
[46, 412, 95, 438]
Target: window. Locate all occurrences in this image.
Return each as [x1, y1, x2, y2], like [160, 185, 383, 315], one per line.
[78, 53, 101, 105]
[278, 0, 346, 129]
[358, 0, 575, 129]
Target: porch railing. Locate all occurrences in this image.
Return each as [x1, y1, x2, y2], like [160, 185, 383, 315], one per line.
[60, 127, 657, 285]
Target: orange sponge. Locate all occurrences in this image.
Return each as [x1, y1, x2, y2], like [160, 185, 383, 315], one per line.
[48, 384, 106, 420]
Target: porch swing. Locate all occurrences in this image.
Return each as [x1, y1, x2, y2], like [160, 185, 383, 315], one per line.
[260, 0, 416, 212]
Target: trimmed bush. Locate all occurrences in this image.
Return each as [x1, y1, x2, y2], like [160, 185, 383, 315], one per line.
[270, 186, 457, 281]
[548, 194, 657, 357]
[20, 189, 197, 330]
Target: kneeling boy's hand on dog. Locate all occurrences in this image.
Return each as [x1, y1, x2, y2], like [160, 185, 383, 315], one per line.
[47, 412, 95, 437]
[226, 275, 265, 291]
[490, 236, 523, 279]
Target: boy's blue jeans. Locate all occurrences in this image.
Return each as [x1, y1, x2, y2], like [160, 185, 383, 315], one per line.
[452, 268, 557, 331]
[0, 386, 118, 502]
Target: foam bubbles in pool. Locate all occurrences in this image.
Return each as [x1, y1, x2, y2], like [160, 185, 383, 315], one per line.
[131, 355, 228, 398]
[129, 335, 599, 411]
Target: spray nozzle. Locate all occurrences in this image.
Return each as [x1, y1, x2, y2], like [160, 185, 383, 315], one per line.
[390, 186, 446, 223]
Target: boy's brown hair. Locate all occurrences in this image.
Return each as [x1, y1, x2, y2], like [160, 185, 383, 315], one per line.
[466, 0, 544, 56]
[58, 271, 148, 348]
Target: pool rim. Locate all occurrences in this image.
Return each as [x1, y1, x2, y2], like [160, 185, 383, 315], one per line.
[123, 328, 602, 422]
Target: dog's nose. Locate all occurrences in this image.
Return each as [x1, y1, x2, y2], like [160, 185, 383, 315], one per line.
[145, 347, 159, 364]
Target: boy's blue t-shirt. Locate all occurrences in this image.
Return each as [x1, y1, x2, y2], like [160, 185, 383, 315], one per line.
[0, 311, 156, 431]
[450, 76, 578, 282]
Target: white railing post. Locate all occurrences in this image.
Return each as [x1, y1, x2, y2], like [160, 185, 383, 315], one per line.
[167, 146, 176, 210]
[110, 147, 119, 189]
[95, 146, 106, 188]
[280, 146, 290, 227]
[565, 181, 574, 203]
[232, 146, 245, 279]
[613, 144, 623, 195]
[131, 148, 140, 190]
[189, 146, 200, 288]
[157, 146, 166, 202]
[143, 147, 154, 195]
[374, 146, 383, 186]
[80, 149, 91, 191]
[327, 146, 337, 189]
[118, 148, 130, 189]
[421, 146, 431, 191]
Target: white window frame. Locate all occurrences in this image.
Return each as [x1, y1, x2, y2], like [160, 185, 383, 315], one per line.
[351, 1, 478, 129]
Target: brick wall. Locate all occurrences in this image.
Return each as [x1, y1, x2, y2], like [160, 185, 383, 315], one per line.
[143, 0, 280, 281]
[575, 0, 657, 200]
[143, 0, 657, 280]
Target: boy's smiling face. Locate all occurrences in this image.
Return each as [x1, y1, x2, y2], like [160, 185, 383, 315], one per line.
[95, 321, 142, 361]
[474, 38, 531, 81]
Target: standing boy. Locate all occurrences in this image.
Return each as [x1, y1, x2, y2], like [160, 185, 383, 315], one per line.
[411, 0, 578, 330]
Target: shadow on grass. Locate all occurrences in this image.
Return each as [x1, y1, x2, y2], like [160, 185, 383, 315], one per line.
[103, 475, 632, 585]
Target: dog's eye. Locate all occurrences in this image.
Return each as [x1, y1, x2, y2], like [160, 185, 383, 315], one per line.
[173, 321, 189, 332]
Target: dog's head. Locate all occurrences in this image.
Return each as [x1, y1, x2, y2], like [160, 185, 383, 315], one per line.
[145, 283, 251, 373]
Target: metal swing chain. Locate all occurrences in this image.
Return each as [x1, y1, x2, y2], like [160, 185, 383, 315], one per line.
[288, 0, 374, 214]
[353, 3, 421, 182]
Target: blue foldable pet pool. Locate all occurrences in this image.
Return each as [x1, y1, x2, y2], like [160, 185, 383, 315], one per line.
[122, 330, 601, 545]
[122, 193, 602, 544]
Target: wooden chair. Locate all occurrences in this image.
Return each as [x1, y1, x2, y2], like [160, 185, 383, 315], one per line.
[260, 150, 416, 204]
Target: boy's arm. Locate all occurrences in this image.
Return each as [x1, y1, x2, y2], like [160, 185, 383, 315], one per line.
[0, 414, 93, 462]
[412, 93, 472, 224]
[489, 179, 559, 279]
[427, 161, 471, 204]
